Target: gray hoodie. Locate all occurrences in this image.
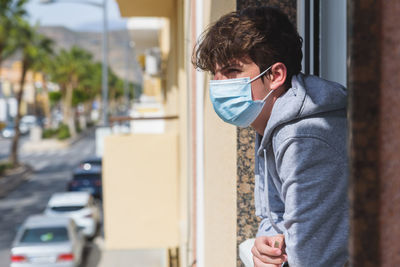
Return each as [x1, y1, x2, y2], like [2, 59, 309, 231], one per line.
[254, 73, 349, 266]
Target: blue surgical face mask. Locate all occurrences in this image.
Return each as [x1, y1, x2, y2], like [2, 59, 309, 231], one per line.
[209, 66, 273, 127]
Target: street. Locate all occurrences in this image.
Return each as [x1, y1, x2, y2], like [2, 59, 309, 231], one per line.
[0, 133, 100, 267]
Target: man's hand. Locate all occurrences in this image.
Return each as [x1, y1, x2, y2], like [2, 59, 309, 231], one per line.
[251, 234, 287, 267]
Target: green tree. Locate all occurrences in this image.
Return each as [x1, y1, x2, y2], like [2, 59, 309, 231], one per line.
[0, 0, 28, 67]
[9, 21, 53, 166]
[50, 46, 92, 137]
[73, 61, 102, 108]
[0, 0, 28, 124]
[30, 29, 55, 127]
[108, 68, 124, 114]
[72, 61, 102, 127]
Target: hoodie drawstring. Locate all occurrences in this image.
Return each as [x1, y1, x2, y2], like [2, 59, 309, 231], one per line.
[264, 149, 283, 234]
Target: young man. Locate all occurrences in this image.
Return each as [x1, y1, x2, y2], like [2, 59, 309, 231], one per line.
[193, 7, 348, 267]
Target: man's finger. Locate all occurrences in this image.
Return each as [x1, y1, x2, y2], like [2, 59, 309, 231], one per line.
[269, 234, 285, 250]
[252, 245, 287, 265]
[253, 255, 281, 267]
[254, 238, 282, 256]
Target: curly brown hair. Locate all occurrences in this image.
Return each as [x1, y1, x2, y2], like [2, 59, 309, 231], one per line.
[192, 7, 303, 85]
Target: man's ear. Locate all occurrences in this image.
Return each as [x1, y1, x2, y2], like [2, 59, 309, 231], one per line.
[267, 62, 287, 90]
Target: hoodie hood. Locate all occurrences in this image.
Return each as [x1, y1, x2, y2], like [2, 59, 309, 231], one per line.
[258, 73, 347, 156]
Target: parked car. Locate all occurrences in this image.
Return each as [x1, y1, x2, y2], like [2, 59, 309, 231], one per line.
[20, 115, 41, 135]
[1, 123, 15, 138]
[44, 192, 101, 239]
[1, 116, 40, 138]
[67, 166, 102, 199]
[10, 215, 85, 267]
[78, 156, 102, 171]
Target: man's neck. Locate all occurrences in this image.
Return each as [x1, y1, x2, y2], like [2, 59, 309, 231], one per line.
[250, 86, 287, 136]
[252, 110, 270, 136]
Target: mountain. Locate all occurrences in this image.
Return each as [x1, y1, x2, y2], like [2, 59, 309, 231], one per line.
[74, 19, 128, 32]
[3, 26, 142, 84]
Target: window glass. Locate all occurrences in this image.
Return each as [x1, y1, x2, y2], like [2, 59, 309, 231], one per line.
[73, 174, 101, 180]
[20, 227, 69, 243]
[51, 206, 84, 212]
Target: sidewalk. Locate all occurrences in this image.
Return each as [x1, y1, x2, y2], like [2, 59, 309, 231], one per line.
[86, 236, 167, 267]
[21, 127, 94, 153]
[0, 164, 32, 198]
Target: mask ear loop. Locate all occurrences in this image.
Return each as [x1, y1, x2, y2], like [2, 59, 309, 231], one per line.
[249, 65, 273, 83]
[249, 65, 274, 102]
[261, 88, 275, 102]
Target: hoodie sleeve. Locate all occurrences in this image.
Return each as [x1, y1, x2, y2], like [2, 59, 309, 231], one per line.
[275, 136, 349, 267]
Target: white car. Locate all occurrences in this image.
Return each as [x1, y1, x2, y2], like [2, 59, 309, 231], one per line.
[10, 215, 85, 267]
[45, 192, 101, 239]
[20, 115, 40, 134]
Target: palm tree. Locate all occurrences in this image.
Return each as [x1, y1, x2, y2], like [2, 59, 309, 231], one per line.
[9, 21, 53, 166]
[31, 39, 55, 128]
[108, 69, 124, 114]
[75, 61, 102, 122]
[0, 0, 28, 68]
[50, 46, 93, 137]
[0, 0, 28, 123]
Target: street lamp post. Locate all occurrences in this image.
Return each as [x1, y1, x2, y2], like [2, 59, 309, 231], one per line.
[40, 0, 109, 126]
[123, 40, 135, 114]
[123, 40, 129, 114]
[101, 0, 108, 126]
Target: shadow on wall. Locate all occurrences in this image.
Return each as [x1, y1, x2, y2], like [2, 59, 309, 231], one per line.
[82, 241, 102, 267]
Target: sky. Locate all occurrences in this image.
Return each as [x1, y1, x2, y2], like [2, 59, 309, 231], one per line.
[26, 0, 128, 32]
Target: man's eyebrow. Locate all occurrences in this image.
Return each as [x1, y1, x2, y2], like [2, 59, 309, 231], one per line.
[220, 63, 241, 72]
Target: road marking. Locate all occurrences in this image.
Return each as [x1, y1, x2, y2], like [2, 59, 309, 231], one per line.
[36, 151, 46, 157]
[34, 160, 49, 171]
[58, 150, 68, 156]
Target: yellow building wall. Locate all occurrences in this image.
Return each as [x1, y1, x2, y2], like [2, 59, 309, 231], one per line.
[103, 133, 179, 249]
[117, 0, 174, 17]
[113, 1, 236, 265]
[204, 98, 237, 267]
[143, 75, 162, 99]
[203, 0, 237, 266]
[163, 12, 180, 134]
[175, 3, 190, 266]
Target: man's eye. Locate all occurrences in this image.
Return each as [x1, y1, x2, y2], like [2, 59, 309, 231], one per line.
[228, 68, 240, 73]
[225, 68, 241, 75]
